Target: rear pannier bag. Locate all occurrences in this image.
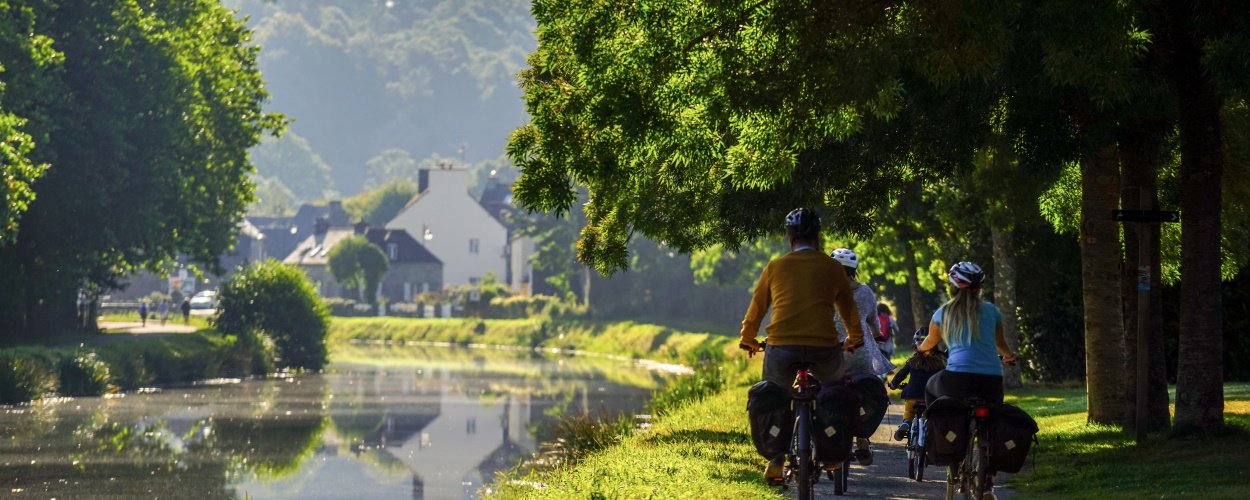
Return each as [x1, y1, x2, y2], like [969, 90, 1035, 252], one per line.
[988, 403, 1039, 473]
[849, 374, 890, 438]
[813, 384, 856, 463]
[923, 396, 970, 466]
[746, 380, 794, 459]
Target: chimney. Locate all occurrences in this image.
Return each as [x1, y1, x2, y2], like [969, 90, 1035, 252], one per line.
[421, 165, 470, 196]
[314, 216, 330, 234]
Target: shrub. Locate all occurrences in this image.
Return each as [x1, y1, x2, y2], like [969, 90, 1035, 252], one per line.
[0, 350, 57, 404]
[58, 350, 114, 397]
[213, 260, 330, 370]
[488, 294, 588, 320]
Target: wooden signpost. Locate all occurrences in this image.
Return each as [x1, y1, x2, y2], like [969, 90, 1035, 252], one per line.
[1112, 207, 1179, 444]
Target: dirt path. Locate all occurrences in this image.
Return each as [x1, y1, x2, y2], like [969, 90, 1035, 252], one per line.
[786, 399, 1015, 499]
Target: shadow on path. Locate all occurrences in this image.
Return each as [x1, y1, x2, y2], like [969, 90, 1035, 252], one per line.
[778, 395, 1015, 499]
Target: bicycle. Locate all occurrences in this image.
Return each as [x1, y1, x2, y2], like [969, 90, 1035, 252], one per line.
[744, 342, 861, 498]
[905, 400, 928, 481]
[945, 397, 994, 500]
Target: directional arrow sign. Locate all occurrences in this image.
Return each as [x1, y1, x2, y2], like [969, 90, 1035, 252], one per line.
[1112, 210, 1181, 223]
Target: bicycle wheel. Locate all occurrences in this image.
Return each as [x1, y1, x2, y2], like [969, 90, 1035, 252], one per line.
[795, 404, 815, 500]
[945, 465, 958, 500]
[907, 447, 916, 479]
[833, 463, 844, 496]
[915, 450, 926, 482]
[970, 437, 991, 500]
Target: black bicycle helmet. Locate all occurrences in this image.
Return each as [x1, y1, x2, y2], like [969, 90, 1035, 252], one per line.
[913, 326, 929, 346]
[948, 261, 985, 289]
[784, 208, 821, 238]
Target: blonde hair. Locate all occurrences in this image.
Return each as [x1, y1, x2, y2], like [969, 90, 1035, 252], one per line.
[941, 286, 983, 347]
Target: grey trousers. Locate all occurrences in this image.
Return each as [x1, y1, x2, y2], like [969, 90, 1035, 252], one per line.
[761, 344, 845, 390]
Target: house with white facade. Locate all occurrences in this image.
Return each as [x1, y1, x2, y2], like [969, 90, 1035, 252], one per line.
[386, 165, 509, 288]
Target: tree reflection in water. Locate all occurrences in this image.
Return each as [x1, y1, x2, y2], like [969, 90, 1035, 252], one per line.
[0, 345, 669, 499]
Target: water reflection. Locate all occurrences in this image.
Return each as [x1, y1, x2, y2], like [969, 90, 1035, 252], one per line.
[0, 345, 671, 499]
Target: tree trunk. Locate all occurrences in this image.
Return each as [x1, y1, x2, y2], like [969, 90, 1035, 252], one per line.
[1119, 128, 1173, 433]
[582, 265, 592, 306]
[1170, 47, 1225, 435]
[905, 245, 928, 336]
[1080, 144, 1126, 425]
[991, 226, 1022, 388]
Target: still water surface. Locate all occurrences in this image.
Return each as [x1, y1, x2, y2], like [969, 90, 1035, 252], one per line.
[0, 344, 676, 499]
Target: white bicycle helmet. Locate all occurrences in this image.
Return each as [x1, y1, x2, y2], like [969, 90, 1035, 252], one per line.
[948, 261, 985, 288]
[830, 248, 859, 268]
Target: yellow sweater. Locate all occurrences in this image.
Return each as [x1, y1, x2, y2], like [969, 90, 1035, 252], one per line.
[740, 249, 865, 347]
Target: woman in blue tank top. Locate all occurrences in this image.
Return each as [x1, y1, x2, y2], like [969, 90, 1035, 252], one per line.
[917, 261, 1019, 404]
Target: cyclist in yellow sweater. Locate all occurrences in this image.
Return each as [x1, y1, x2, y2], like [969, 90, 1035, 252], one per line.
[740, 208, 866, 482]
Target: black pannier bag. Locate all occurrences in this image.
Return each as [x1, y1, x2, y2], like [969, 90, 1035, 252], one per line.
[849, 374, 889, 438]
[988, 403, 1039, 473]
[924, 396, 970, 466]
[746, 380, 794, 459]
[813, 383, 856, 463]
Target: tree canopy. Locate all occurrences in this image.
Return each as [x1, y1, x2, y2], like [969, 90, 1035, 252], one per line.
[0, 0, 284, 335]
[326, 235, 389, 305]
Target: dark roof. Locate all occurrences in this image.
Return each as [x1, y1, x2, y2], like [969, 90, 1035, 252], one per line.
[363, 227, 441, 264]
[478, 179, 519, 230]
[248, 201, 351, 264]
[283, 225, 441, 266]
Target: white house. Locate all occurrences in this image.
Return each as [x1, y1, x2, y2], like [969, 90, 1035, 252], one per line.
[386, 165, 508, 288]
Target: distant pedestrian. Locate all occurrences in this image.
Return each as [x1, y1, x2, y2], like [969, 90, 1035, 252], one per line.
[877, 303, 899, 359]
[139, 301, 149, 327]
[158, 299, 170, 326]
[181, 298, 191, 325]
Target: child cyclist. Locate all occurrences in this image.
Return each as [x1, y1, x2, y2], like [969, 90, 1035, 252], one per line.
[888, 327, 947, 440]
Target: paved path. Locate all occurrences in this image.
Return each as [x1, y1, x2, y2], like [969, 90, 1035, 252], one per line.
[98, 321, 199, 335]
[785, 399, 1015, 499]
[52, 321, 200, 348]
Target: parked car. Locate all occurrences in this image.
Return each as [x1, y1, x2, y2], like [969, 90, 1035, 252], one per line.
[189, 290, 218, 310]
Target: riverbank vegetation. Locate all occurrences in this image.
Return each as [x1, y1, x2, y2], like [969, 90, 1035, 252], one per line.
[328, 317, 735, 365]
[0, 333, 269, 404]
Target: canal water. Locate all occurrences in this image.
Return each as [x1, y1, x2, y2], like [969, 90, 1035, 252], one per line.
[0, 344, 679, 499]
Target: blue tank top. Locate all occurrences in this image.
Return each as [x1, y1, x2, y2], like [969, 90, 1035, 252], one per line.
[932, 302, 1003, 376]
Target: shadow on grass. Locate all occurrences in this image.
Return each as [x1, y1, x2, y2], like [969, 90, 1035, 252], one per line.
[642, 428, 752, 446]
[1013, 410, 1250, 498]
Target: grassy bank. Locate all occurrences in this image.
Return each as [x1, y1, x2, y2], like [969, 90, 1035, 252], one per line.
[328, 317, 737, 364]
[0, 331, 268, 404]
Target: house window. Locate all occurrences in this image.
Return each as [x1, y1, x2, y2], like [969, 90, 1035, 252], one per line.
[469, 277, 481, 286]
[421, 282, 430, 293]
[469, 238, 480, 255]
[388, 243, 399, 261]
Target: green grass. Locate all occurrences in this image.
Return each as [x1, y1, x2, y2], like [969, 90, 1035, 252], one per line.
[487, 387, 774, 499]
[1005, 383, 1250, 499]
